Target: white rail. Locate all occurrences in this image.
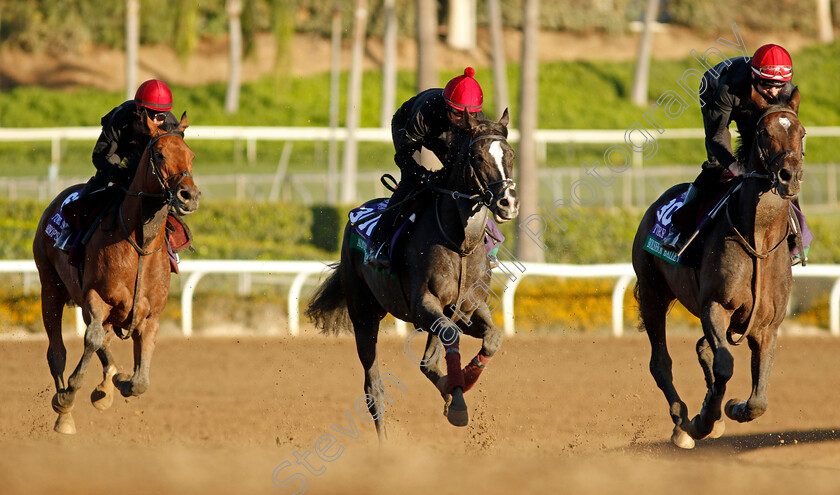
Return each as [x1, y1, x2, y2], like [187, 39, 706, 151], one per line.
[2, 125, 839, 168]
[3, 260, 840, 337]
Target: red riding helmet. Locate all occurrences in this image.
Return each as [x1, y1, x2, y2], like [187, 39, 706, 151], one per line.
[134, 79, 173, 112]
[751, 44, 792, 85]
[443, 67, 483, 112]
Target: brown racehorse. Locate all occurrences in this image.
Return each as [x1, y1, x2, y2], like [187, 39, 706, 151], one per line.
[632, 88, 804, 449]
[32, 113, 200, 434]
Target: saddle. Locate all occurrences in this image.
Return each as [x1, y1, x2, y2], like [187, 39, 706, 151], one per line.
[348, 197, 505, 274]
[52, 186, 193, 272]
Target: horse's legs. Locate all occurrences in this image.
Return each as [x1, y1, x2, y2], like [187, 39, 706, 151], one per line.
[90, 329, 118, 410]
[725, 329, 778, 422]
[457, 305, 502, 393]
[413, 293, 468, 427]
[637, 280, 694, 448]
[114, 321, 158, 397]
[353, 323, 389, 442]
[39, 275, 75, 434]
[342, 271, 389, 442]
[692, 302, 735, 437]
[691, 337, 726, 439]
[419, 332, 445, 386]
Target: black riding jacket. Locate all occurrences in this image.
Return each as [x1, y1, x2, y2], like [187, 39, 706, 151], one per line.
[701, 57, 795, 169]
[391, 88, 485, 180]
[91, 100, 178, 185]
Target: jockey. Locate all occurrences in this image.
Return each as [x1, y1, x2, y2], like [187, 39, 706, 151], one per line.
[55, 79, 180, 251]
[365, 67, 485, 269]
[662, 44, 800, 258]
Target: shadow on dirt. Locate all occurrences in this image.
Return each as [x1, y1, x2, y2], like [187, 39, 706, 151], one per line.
[623, 428, 840, 456]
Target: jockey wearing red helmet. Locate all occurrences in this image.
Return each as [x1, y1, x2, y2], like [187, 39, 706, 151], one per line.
[55, 79, 180, 251]
[661, 44, 804, 263]
[365, 68, 486, 269]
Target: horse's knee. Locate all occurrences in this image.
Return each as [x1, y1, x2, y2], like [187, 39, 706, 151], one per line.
[84, 323, 105, 350]
[712, 349, 734, 383]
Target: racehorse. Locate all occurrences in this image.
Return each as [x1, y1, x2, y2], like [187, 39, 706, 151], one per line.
[306, 109, 519, 441]
[631, 88, 804, 449]
[32, 112, 200, 434]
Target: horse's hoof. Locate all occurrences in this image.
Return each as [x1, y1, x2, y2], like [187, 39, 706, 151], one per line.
[689, 414, 725, 440]
[92, 366, 117, 410]
[54, 413, 76, 435]
[51, 393, 74, 415]
[708, 419, 726, 439]
[435, 376, 447, 395]
[113, 373, 133, 397]
[671, 425, 695, 449]
[446, 388, 468, 427]
[90, 386, 114, 411]
[724, 398, 741, 421]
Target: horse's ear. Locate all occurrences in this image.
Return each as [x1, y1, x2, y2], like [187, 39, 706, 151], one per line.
[499, 108, 510, 128]
[146, 114, 164, 137]
[750, 84, 770, 110]
[465, 110, 479, 129]
[787, 88, 800, 115]
[179, 111, 189, 131]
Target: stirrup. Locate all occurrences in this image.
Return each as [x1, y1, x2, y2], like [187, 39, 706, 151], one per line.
[54, 228, 73, 252]
[661, 227, 683, 252]
[364, 243, 390, 268]
[488, 254, 500, 270]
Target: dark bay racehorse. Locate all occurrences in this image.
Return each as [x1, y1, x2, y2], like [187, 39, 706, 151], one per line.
[307, 109, 519, 441]
[32, 113, 200, 434]
[632, 88, 804, 449]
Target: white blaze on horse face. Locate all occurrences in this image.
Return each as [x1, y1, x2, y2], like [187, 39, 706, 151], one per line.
[779, 117, 791, 133]
[488, 140, 506, 180]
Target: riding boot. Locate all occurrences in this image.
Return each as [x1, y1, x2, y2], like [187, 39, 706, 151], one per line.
[365, 176, 421, 268]
[662, 183, 700, 252]
[54, 176, 102, 251]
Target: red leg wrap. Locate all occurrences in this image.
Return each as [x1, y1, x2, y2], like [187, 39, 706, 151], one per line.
[444, 349, 465, 394]
[462, 354, 491, 392]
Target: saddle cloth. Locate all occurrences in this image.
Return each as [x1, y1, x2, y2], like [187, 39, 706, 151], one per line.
[644, 187, 812, 267]
[49, 189, 192, 274]
[348, 199, 505, 260]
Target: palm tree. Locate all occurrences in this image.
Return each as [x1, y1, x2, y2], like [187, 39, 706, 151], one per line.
[125, 0, 139, 100]
[224, 0, 243, 114]
[487, 0, 509, 119]
[341, 0, 368, 204]
[516, 0, 542, 263]
[631, 0, 659, 106]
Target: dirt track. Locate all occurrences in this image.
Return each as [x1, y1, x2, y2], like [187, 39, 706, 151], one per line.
[1, 332, 840, 494]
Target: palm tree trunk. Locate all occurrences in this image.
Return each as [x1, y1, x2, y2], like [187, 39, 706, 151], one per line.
[224, 0, 243, 114]
[487, 0, 509, 120]
[125, 0, 139, 100]
[516, 0, 543, 262]
[380, 0, 398, 127]
[631, 0, 658, 106]
[416, 0, 438, 91]
[341, 0, 368, 204]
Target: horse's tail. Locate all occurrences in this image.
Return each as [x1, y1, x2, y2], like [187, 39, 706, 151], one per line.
[305, 262, 351, 335]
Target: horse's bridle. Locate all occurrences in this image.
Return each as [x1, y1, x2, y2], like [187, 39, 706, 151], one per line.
[433, 133, 515, 209]
[750, 106, 802, 193]
[124, 131, 193, 206]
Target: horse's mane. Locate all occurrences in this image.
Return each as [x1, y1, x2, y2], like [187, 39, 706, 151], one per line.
[734, 86, 798, 167]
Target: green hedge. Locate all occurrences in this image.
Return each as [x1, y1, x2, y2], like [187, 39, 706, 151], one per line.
[6, 198, 840, 264]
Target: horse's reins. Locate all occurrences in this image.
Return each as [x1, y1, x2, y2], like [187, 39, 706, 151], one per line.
[725, 107, 800, 345]
[119, 131, 190, 338]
